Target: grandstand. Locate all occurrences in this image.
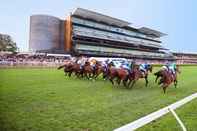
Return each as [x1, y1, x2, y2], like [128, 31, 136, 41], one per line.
[173, 52, 197, 64]
[29, 8, 174, 61]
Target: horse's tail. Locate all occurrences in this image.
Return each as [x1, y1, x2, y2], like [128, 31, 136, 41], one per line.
[57, 65, 65, 70]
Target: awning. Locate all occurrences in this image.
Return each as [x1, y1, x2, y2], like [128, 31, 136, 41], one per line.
[138, 27, 167, 38]
[72, 8, 131, 27]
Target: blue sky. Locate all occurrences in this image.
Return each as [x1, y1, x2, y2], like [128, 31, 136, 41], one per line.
[0, 0, 196, 52]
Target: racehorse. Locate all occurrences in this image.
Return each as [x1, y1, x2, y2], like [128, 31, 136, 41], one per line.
[106, 61, 134, 87]
[154, 65, 180, 93]
[71, 63, 83, 77]
[83, 61, 94, 79]
[57, 61, 73, 77]
[115, 68, 130, 87]
[58, 61, 82, 77]
[115, 61, 135, 87]
[93, 61, 106, 79]
[128, 64, 153, 88]
[106, 62, 119, 85]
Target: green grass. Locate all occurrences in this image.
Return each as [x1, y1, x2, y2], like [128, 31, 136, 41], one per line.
[138, 99, 197, 131]
[0, 66, 197, 131]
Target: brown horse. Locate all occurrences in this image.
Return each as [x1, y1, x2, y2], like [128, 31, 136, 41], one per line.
[83, 61, 94, 79]
[105, 62, 133, 87]
[57, 61, 73, 77]
[58, 61, 82, 77]
[106, 62, 119, 85]
[128, 64, 153, 88]
[154, 65, 180, 93]
[71, 63, 83, 77]
[93, 61, 105, 79]
[116, 68, 130, 87]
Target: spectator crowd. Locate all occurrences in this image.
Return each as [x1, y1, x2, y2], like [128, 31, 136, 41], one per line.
[1, 51, 197, 68]
[0, 52, 67, 68]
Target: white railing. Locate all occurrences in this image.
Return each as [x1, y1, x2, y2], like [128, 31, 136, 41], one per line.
[114, 92, 197, 131]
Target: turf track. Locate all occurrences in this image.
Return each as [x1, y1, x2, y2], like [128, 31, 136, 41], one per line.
[0, 66, 197, 131]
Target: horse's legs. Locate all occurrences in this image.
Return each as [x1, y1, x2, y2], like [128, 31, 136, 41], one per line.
[158, 78, 163, 85]
[155, 75, 159, 83]
[102, 73, 106, 80]
[93, 74, 97, 79]
[95, 71, 101, 80]
[75, 71, 79, 78]
[64, 69, 67, 76]
[93, 70, 98, 79]
[68, 71, 72, 77]
[127, 79, 133, 87]
[123, 79, 128, 87]
[109, 77, 114, 85]
[94, 71, 98, 79]
[83, 71, 87, 79]
[86, 73, 90, 79]
[78, 72, 82, 78]
[174, 79, 177, 88]
[162, 84, 167, 94]
[130, 80, 136, 89]
[122, 75, 129, 88]
[145, 75, 148, 87]
[80, 70, 84, 78]
[89, 72, 93, 80]
[103, 73, 108, 80]
[116, 78, 121, 85]
[87, 73, 90, 79]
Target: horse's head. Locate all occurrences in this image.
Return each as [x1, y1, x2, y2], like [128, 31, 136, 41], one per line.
[108, 62, 114, 68]
[85, 61, 90, 66]
[95, 61, 101, 66]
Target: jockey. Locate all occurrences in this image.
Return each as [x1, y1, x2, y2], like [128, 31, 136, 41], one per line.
[102, 60, 108, 68]
[90, 58, 97, 66]
[90, 58, 97, 71]
[161, 61, 170, 71]
[71, 57, 77, 63]
[162, 61, 176, 79]
[139, 62, 149, 75]
[121, 60, 131, 75]
[168, 62, 176, 75]
[129, 60, 136, 71]
[121, 61, 130, 70]
[77, 56, 87, 69]
[113, 61, 122, 68]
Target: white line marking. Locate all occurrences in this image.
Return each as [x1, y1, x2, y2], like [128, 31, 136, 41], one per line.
[169, 108, 187, 131]
[114, 92, 197, 131]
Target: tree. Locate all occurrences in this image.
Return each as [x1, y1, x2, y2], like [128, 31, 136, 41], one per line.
[0, 33, 18, 52]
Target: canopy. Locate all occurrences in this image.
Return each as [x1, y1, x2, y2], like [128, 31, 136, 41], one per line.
[72, 8, 131, 27]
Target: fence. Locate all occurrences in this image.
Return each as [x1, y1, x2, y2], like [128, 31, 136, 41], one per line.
[114, 92, 197, 131]
[0, 61, 64, 68]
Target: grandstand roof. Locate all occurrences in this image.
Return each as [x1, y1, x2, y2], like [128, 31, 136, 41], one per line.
[172, 52, 197, 56]
[138, 27, 167, 38]
[72, 8, 167, 38]
[72, 8, 131, 27]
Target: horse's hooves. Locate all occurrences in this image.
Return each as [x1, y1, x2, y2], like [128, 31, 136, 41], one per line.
[128, 86, 131, 89]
